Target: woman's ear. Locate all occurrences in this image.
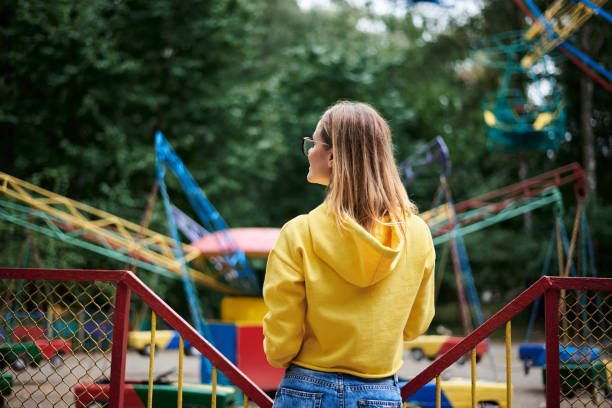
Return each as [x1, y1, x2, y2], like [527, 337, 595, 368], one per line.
[327, 153, 333, 168]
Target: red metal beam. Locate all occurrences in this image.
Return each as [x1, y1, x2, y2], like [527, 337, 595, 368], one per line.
[401, 276, 553, 399]
[549, 276, 612, 291]
[429, 163, 585, 237]
[545, 289, 560, 408]
[109, 281, 130, 408]
[454, 163, 585, 214]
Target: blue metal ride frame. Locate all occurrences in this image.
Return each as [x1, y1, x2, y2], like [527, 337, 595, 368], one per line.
[172, 204, 233, 279]
[171, 205, 209, 243]
[401, 137, 484, 329]
[399, 136, 451, 185]
[402, 137, 502, 374]
[156, 140, 214, 383]
[524, 209, 604, 346]
[155, 131, 253, 383]
[579, 0, 612, 24]
[155, 131, 258, 293]
[524, 0, 612, 82]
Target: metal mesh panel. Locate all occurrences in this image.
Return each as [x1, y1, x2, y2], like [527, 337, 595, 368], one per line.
[0, 279, 115, 407]
[559, 290, 612, 407]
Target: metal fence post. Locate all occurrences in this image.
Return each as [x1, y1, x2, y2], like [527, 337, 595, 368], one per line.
[545, 288, 560, 408]
[109, 279, 131, 408]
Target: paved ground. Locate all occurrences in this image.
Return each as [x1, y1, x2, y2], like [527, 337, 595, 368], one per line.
[2, 343, 605, 407]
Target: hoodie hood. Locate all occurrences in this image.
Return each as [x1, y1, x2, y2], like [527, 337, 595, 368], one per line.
[307, 203, 405, 287]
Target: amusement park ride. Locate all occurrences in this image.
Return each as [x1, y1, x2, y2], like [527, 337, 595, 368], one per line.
[398, 133, 589, 370]
[472, 0, 612, 152]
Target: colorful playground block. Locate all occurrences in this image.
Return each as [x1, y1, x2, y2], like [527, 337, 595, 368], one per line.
[216, 297, 284, 390]
[542, 361, 612, 402]
[220, 297, 268, 324]
[73, 378, 236, 408]
[402, 377, 511, 408]
[519, 343, 601, 374]
[0, 339, 71, 370]
[12, 325, 46, 342]
[404, 335, 488, 364]
[127, 330, 196, 355]
[207, 322, 284, 391]
[236, 324, 284, 391]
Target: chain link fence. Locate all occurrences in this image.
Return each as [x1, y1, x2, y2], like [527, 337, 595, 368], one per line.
[558, 290, 612, 407]
[0, 279, 115, 407]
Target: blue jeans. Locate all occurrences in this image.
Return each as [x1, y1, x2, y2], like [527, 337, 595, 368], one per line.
[273, 365, 402, 408]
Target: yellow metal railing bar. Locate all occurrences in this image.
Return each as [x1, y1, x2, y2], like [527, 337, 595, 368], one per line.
[148, 312, 157, 408]
[436, 375, 441, 408]
[506, 321, 512, 408]
[244, 393, 249, 407]
[471, 348, 476, 408]
[0, 172, 237, 294]
[178, 336, 184, 408]
[212, 366, 218, 408]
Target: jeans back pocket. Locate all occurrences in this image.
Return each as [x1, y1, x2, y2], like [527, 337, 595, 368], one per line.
[273, 387, 323, 408]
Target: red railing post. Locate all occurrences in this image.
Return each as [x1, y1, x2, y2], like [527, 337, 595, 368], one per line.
[109, 279, 131, 408]
[545, 288, 560, 408]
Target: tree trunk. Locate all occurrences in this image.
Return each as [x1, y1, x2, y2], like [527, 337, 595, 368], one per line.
[579, 25, 604, 195]
[580, 72, 596, 194]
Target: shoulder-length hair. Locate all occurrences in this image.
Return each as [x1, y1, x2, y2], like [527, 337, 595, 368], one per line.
[317, 101, 417, 234]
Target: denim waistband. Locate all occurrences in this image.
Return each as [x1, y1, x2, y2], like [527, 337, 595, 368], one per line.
[286, 365, 398, 387]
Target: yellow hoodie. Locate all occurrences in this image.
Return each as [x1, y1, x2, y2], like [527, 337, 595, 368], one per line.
[262, 202, 435, 378]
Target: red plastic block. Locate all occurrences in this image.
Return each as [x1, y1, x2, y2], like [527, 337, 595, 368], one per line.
[13, 325, 46, 342]
[236, 325, 284, 391]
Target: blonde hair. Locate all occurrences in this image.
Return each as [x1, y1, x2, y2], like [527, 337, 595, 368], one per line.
[317, 101, 417, 234]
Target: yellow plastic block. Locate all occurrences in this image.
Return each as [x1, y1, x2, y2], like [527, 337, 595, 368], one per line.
[442, 377, 512, 408]
[221, 297, 268, 323]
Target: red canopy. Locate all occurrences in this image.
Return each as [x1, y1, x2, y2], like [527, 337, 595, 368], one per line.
[192, 228, 281, 258]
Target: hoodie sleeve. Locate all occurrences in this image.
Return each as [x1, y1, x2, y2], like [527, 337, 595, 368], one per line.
[403, 230, 436, 341]
[262, 219, 306, 367]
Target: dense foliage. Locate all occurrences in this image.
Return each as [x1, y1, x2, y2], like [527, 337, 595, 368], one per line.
[1, 0, 610, 327]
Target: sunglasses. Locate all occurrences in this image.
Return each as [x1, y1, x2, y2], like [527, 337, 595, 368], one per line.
[301, 137, 329, 157]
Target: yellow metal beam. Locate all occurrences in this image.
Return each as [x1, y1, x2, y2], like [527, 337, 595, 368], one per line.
[522, 0, 607, 68]
[0, 172, 237, 294]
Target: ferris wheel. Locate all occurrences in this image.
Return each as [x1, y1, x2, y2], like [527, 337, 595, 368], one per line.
[472, 30, 568, 151]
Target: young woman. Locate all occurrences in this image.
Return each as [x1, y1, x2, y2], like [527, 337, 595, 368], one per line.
[263, 101, 435, 407]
